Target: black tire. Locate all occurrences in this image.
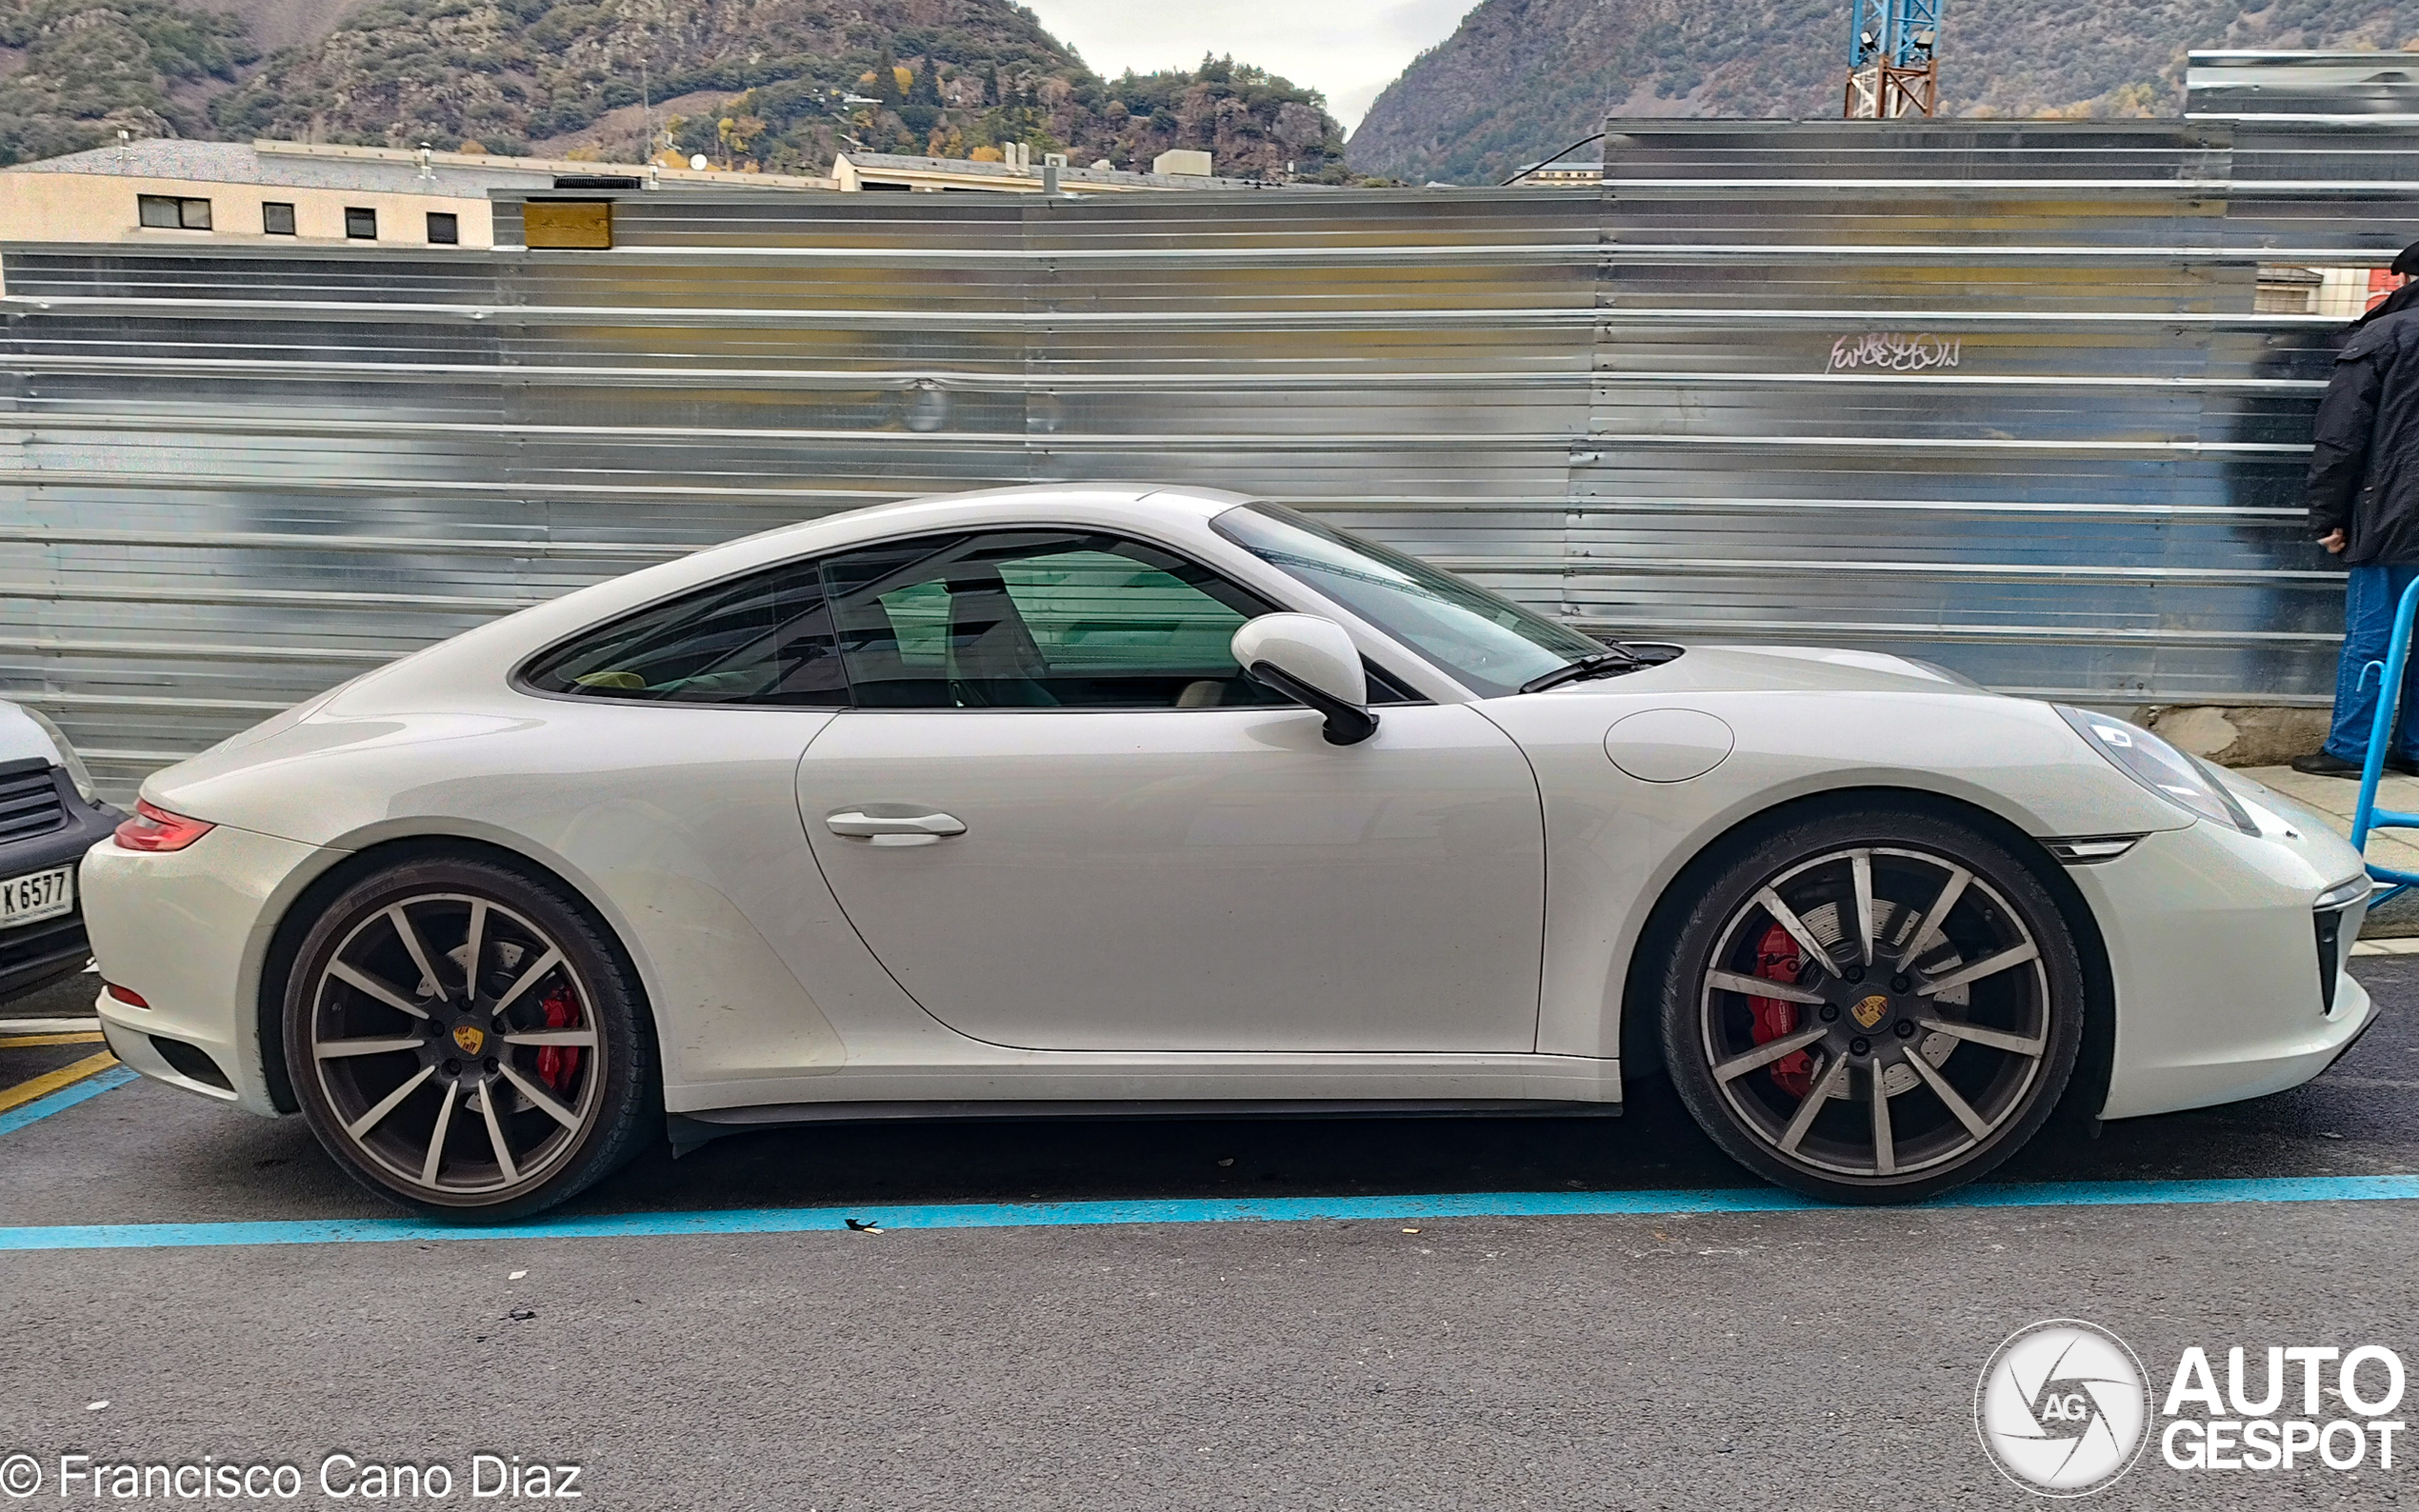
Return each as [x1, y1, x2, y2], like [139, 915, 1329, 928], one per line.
[1658, 804, 2085, 1204]
[282, 854, 657, 1220]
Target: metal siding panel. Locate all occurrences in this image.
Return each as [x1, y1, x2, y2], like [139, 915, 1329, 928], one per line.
[0, 131, 2406, 796]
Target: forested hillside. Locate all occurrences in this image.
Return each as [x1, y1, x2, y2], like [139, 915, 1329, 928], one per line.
[0, 0, 1348, 178]
[0, 0, 254, 164]
[1349, 0, 2419, 185]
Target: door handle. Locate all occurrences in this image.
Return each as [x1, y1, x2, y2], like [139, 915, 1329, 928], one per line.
[826, 810, 967, 847]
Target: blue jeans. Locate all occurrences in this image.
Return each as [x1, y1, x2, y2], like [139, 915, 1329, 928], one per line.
[2325, 564, 2419, 763]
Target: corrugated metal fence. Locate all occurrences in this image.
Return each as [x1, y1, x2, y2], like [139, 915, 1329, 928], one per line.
[2, 119, 2413, 797]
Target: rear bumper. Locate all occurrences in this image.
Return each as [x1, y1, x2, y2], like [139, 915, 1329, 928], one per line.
[82, 824, 340, 1116]
[0, 778, 120, 1005]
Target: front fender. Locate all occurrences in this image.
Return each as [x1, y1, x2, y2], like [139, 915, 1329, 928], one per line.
[1472, 684, 2184, 1062]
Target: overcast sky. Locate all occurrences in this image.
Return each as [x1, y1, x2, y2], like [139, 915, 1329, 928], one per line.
[1023, 0, 1476, 134]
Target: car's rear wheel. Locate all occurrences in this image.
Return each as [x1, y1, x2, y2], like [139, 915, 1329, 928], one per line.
[283, 855, 656, 1220]
[1658, 806, 2085, 1204]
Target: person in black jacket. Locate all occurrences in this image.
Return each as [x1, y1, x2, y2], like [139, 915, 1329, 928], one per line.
[2293, 242, 2419, 777]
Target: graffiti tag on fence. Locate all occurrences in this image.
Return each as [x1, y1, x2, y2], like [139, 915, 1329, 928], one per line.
[1827, 332, 1962, 373]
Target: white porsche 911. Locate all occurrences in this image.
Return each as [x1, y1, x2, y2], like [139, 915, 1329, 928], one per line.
[83, 486, 2374, 1217]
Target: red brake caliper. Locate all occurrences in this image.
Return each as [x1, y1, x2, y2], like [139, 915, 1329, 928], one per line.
[1748, 923, 1814, 1098]
[536, 985, 582, 1095]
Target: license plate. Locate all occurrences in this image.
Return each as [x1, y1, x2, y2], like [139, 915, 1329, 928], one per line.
[0, 865, 73, 928]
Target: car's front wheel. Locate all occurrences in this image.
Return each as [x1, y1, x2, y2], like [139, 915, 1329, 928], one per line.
[1658, 805, 2086, 1204]
[283, 855, 656, 1220]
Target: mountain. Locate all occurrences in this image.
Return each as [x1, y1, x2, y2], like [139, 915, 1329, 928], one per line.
[1349, 0, 2419, 185]
[0, 0, 1349, 179]
[0, 0, 255, 164]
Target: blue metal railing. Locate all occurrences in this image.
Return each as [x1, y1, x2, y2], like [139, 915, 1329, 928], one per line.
[2349, 575, 2419, 905]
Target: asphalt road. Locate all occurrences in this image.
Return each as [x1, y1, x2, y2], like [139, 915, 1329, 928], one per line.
[5, 963, 2419, 1509]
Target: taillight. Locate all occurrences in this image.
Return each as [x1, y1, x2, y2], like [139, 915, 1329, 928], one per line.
[102, 983, 150, 1009]
[112, 800, 215, 853]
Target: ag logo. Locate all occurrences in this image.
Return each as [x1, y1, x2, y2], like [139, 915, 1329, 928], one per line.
[1975, 1319, 2150, 1497]
[1850, 993, 1889, 1029]
[451, 1024, 487, 1056]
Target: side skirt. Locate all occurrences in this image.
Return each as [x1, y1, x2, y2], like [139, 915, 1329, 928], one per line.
[668, 1098, 1621, 1158]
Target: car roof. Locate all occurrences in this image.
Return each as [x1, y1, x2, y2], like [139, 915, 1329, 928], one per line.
[694, 482, 1259, 568]
[819, 481, 1248, 529]
[313, 482, 1304, 718]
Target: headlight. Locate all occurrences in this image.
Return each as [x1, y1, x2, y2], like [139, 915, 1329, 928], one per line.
[20, 706, 96, 803]
[2055, 706, 2256, 834]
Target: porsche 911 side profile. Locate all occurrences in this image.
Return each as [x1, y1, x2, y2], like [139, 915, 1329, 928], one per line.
[81, 486, 2375, 1217]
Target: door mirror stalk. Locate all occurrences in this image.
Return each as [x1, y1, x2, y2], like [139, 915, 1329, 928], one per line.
[1232, 614, 1379, 746]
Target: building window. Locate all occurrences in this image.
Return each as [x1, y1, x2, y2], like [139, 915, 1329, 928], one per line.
[344, 207, 377, 240]
[261, 202, 296, 236]
[137, 194, 211, 230]
[426, 211, 459, 245]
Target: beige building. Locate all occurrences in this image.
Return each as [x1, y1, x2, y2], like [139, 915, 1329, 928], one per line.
[1517, 162, 1602, 188]
[0, 138, 833, 249]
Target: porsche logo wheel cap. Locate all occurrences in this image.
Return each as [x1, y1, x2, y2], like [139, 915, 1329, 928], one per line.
[1850, 993, 1890, 1030]
[451, 1024, 487, 1056]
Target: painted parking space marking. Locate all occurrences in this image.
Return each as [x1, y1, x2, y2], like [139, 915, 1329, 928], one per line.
[0, 1048, 119, 1117]
[0, 1031, 105, 1049]
[0, 1060, 133, 1138]
[5, 1173, 2419, 1252]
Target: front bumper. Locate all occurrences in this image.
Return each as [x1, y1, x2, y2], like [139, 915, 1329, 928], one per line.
[82, 823, 340, 1116]
[0, 772, 121, 1005]
[2076, 795, 2376, 1121]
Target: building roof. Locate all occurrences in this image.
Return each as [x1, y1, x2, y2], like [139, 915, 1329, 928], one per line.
[834, 150, 1270, 192]
[9, 139, 555, 196]
[7, 138, 836, 196]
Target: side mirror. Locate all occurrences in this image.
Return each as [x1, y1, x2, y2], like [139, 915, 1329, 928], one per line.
[1231, 614, 1379, 746]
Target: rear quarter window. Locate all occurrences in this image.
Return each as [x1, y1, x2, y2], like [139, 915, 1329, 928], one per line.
[518, 560, 848, 706]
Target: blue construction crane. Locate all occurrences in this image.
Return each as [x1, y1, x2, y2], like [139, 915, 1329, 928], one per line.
[1845, 0, 1943, 118]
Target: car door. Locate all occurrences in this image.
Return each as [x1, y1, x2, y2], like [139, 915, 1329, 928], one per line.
[792, 527, 1547, 1055]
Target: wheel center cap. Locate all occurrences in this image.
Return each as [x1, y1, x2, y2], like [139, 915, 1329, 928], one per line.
[1848, 992, 1891, 1031]
[450, 1023, 488, 1057]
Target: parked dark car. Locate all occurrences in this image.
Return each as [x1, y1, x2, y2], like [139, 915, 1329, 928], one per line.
[0, 702, 121, 1007]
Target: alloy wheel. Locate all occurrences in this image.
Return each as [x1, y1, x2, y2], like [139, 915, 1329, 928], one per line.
[305, 891, 606, 1199]
[1696, 845, 2053, 1182]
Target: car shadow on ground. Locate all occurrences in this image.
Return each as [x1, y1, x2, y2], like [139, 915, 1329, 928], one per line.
[568, 957, 2419, 1217]
[13, 961, 2414, 1225]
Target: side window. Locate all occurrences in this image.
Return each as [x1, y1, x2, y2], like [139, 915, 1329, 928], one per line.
[878, 579, 952, 667]
[518, 559, 846, 706]
[1003, 550, 1256, 674]
[138, 194, 211, 230]
[821, 530, 1289, 710]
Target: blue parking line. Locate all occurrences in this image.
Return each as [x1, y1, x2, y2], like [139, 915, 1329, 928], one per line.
[4, 1173, 2419, 1251]
[0, 1065, 136, 1138]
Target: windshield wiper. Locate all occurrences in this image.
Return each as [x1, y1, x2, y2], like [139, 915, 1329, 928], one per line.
[1519, 647, 1646, 694]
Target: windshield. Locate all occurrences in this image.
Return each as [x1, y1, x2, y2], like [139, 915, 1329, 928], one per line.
[1212, 504, 1609, 697]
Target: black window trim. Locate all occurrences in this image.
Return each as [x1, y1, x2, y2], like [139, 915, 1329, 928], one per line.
[510, 523, 1429, 713]
[136, 193, 212, 231]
